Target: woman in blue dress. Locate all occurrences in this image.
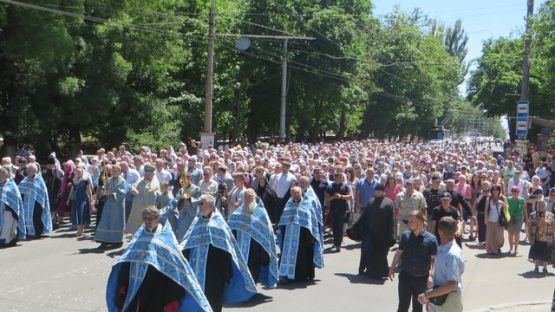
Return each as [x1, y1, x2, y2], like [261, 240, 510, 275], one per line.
[66, 165, 92, 237]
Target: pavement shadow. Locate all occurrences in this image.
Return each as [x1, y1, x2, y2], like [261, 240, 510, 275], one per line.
[51, 233, 77, 239]
[225, 293, 273, 308]
[464, 243, 486, 250]
[475, 252, 508, 259]
[323, 247, 339, 254]
[77, 247, 106, 254]
[106, 248, 126, 258]
[277, 279, 320, 290]
[519, 270, 555, 279]
[334, 273, 386, 285]
[343, 242, 361, 250]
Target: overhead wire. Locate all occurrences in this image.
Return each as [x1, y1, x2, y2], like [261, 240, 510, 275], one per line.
[2, 0, 457, 109]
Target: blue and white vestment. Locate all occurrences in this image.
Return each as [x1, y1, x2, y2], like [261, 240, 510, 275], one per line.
[228, 201, 279, 287]
[18, 175, 52, 236]
[181, 210, 257, 304]
[277, 198, 324, 280]
[106, 222, 212, 312]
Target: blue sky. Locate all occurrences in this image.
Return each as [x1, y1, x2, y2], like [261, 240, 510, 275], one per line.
[371, 0, 547, 91]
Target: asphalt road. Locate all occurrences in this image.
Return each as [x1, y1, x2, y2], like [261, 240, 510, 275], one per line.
[0, 223, 553, 312]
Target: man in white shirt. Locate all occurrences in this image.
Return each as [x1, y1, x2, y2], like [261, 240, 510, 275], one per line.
[155, 158, 172, 183]
[199, 166, 218, 195]
[270, 161, 297, 198]
[270, 160, 297, 221]
[227, 172, 246, 216]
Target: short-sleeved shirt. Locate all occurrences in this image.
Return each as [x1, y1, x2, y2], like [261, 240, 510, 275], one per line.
[431, 206, 459, 238]
[399, 230, 438, 276]
[326, 183, 350, 211]
[423, 188, 442, 215]
[507, 197, 525, 220]
[270, 172, 297, 198]
[433, 240, 465, 290]
[356, 178, 377, 208]
[311, 179, 329, 208]
[395, 191, 427, 219]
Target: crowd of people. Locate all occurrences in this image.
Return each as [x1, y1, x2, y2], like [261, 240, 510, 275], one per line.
[0, 139, 554, 312]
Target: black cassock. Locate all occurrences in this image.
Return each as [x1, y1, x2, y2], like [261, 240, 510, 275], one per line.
[232, 230, 270, 282]
[21, 195, 44, 238]
[116, 263, 185, 312]
[348, 196, 395, 278]
[278, 225, 315, 282]
[255, 185, 280, 224]
[183, 245, 232, 312]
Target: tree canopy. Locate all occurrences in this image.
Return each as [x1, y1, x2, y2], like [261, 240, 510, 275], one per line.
[467, 1, 555, 141]
[0, 0, 501, 155]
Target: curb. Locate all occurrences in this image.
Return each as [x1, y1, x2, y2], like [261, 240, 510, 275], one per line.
[469, 300, 551, 312]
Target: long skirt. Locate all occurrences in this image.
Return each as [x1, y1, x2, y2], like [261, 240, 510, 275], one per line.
[94, 198, 125, 243]
[485, 221, 504, 253]
[477, 213, 486, 243]
[0, 210, 17, 244]
[528, 241, 552, 262]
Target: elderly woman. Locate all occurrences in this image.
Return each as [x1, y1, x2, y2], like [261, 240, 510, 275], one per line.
[66, 164, 93, 237]
[527, 200, 555, 273]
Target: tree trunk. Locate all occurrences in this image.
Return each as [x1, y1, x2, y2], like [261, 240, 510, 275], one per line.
[311, 100, 322, 143]
[68, 126, 81, 157]
[337, 110, 347, 140]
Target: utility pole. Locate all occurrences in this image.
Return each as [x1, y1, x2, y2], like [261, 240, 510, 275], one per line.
[219, 33, 314, 141]
[280, 39, 288, 141]
[516, 0, 533, 148]
[520, 0, 534, 103]
[202, 0, 216, 147]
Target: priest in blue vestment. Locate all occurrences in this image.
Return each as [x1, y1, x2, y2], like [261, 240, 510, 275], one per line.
[0, 167, 26, 246]
[228, 189, 278, 288]
[18, 164, 52, 238]
[106, 206, 212, 312]
[181, 194, 257, 312]
[95, 163, 127, 248]
[299, 176, 324, 244]
[278, 186, 324, 283]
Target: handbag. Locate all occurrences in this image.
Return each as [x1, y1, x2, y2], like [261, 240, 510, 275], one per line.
[497, 206, 508, 227]
[491, 200, 508, 227]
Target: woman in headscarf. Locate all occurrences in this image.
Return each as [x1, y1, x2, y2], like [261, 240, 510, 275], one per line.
[255, 175, 279, 224]
[66, 164, 92, 237]
[58, 160, 76, 220]
[528, 200, 554, 273]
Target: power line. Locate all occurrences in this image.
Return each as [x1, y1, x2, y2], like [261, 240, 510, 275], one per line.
[0, 0, 179, 36]
[218, 37, 449, 109]
[2, 0, 457, 114]
[216, 15, 301, 37]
